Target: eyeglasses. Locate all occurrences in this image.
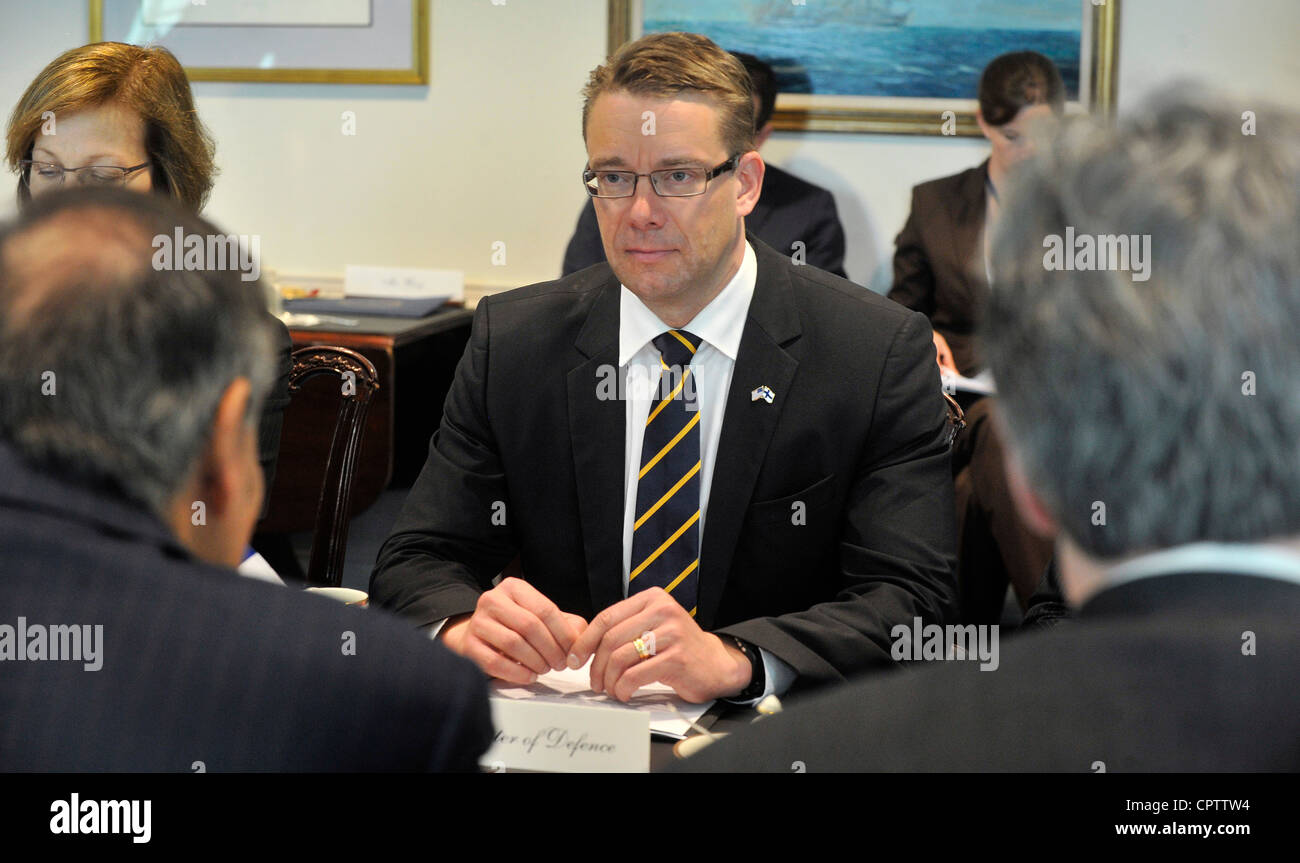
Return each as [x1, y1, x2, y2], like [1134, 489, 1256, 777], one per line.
[19, 159, 151, 189]
[583, 156, 738, 198]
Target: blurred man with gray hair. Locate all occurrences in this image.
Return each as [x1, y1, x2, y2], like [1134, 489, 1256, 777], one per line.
[0, 187, 491, 771]
[682, 91, 1300, 771]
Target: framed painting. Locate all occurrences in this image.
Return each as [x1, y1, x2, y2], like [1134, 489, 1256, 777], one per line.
[90, 0, 429, 84]
[608, 0, 1119, 136]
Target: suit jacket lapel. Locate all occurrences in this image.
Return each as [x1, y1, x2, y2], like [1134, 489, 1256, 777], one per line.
[568, 277, 626, 614]
[697, 238, 801, 629]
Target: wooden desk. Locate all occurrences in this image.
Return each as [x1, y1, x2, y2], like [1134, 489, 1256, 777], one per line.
[263, 307, 473, 533]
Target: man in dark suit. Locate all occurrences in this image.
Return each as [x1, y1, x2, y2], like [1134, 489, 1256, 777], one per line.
[561, 51, 847, 280]
[372, 33, 955, 705]
[0, 187, 492, 771]
[681, 91, 1300, 770]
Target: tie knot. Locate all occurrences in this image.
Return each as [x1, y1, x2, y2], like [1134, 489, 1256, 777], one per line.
[652, 329, 699, 368]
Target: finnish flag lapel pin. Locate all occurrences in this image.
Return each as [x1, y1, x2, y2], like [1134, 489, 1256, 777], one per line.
[751, 385, 775, 404]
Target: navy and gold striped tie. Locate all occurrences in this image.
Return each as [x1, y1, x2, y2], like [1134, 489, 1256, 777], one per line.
[629, 329, 701, 616]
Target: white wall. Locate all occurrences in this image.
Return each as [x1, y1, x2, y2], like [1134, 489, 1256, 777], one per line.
[2, 0, 1297, 292]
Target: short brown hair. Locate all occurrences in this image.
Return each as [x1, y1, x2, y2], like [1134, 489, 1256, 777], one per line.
[581, 32, 755, 158]
[977, 51, 1065, 127]
[5, 42, 216, 210]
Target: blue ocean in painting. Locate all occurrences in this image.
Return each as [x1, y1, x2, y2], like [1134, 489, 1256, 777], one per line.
[644, 1, 1081, 100]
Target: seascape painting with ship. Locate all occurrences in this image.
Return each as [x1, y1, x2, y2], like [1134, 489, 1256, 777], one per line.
[641, 0, 1082, 102]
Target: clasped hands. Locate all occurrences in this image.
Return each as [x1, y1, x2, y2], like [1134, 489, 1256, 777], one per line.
[439, 577, 751, 703]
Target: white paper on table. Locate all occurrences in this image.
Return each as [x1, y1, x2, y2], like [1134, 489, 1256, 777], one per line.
[941, 368, 997, 397]
[490, 659, 712, 740]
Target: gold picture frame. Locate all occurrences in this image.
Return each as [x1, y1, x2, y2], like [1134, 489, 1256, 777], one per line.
[89, 0, 429, 85]
[609, 0, 1119, 137]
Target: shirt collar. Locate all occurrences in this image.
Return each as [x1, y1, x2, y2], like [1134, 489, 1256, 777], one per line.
[618, 241, 757, 366]
[1104, 541, 1300, 590]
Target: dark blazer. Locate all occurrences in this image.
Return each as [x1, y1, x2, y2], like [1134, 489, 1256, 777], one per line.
[562, 164, 848, 279]
[888, 160, 989, 376]
[257, 315, 294, 517]
[0, 443, 493, 772]
[680, 569, 1300, 771]
[371, 236, 956, 689]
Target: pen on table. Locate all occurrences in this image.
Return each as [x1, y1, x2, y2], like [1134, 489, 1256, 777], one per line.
[668, 702, 723, 740]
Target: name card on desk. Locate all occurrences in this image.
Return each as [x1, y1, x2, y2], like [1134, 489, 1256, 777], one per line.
[483, 697, 650, 773]
[345, 265, 464, 302]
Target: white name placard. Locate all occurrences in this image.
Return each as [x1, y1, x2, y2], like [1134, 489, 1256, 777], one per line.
[344, 265, 464, 302]
[483, 697, 650, 773]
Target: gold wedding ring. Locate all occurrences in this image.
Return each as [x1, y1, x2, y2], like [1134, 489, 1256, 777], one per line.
[633, 635, 653, 661]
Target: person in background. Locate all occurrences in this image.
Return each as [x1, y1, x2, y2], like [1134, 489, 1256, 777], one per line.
[4, 42, 293, 527]
[682, 91, 1300, 771]
[562, 50, 848, 280]
[0, 187, 492, 771]
[889, 51, 1063, 623]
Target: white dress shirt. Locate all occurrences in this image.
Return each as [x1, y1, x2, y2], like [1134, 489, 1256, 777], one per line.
[617, 241, 795, 702]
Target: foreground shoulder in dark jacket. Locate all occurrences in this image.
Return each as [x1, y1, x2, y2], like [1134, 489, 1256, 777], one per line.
[0, 443, 493, 772]
[676, 572, 1300, 771]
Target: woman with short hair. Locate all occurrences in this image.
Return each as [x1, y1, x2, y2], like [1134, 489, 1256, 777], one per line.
[5, 42, 292, 527]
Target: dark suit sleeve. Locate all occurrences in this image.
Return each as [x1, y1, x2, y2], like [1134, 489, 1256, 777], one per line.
[370, 301, 517, 626]
[716, 309, 957, 685]
[257, 315, 294, 517]
[887, 188, 936, 318]
[803, 188, 847, 279]
[561, 200, 607, 276]
[323, 604, 495, 772]
[416, 649, 495, 771]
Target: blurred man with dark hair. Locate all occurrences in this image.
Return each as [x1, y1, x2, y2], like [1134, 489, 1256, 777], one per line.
[890, 50, 1066, 623]
[562, 49, 847, 279]
[0, 187, 492, 771]
[684, 91, 1300, 771]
